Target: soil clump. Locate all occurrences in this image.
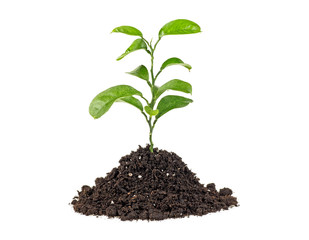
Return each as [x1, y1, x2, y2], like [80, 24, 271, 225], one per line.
[71, 145, 238, 220]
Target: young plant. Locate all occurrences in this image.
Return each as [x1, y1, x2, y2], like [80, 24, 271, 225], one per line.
[89, 19, 201, 152]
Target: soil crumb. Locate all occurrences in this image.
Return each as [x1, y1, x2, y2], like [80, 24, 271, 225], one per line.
[71, 145, 238, 221]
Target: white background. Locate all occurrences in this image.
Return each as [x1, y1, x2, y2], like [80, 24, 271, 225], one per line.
[1, 0, 308, 239]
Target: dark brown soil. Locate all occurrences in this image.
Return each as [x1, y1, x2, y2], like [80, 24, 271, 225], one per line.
[71, 145, 238, 221]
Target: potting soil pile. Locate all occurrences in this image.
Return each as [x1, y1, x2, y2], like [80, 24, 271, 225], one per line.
[71, 146, 238, 220]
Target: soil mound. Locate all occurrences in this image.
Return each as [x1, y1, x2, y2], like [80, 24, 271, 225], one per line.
[71, 146, 238, 220]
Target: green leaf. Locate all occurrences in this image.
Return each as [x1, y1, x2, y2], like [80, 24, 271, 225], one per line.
[118, 96, 143, 111]
[126, 65, 149, 81]
[156, 79, 192, 99]
[145, 106, 159, 116]
[160, 57, 192, 71]
[159, 19, 201, 38]
[89, 85, 142, 119]
[117, 39, 147, 61]
[156, 95, 193, 119]
[111, 26, 143, 37]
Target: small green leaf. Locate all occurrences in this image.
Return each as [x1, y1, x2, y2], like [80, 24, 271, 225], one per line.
[118, 96, 143, 111]
[111, 26, 143, 37]
[89, 85, 142, 119]
[159, 19, 201, 38]
[145, 106, 159, 116]
[126, 65, 149, 81]
[160, 57, 192, 71]
[156, 95, 193, 119]
[156, 79, 192, 98]
[117, 39, 147, 61]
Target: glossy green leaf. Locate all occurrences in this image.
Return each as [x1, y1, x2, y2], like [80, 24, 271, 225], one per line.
[156, 79, 192, 98]
[117, 39, 147, 61]
[145, 106, 159, 116]
[160, 57, 192, 71]
[126, 65, 149, 81]
[156, 95, 193, 119]
[159, 19, 201, 38]
[89, 85, 142, 119]
[118, 96, 143, 111]
[111, 26, 143, 37]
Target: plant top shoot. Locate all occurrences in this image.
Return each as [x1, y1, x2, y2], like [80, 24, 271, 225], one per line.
[89, 19, 201, 152]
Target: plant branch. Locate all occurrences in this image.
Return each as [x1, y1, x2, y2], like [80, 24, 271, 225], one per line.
[142, 37, 152, 54]
[153, 38, 161, 51]
[140, 96, 150, 105]
[153, 119, 158, 129]
[146, 80, 152, 89]
[141, 111, 149, 122]
[154, 70, 162, 80]
[150, 54, 155, 85]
